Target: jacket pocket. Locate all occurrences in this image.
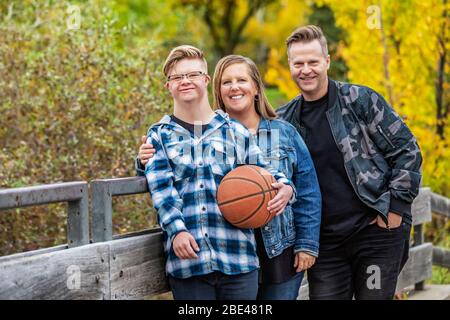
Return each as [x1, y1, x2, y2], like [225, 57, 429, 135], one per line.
[264, 147, 290, 176]
[376, 125, 395, 149]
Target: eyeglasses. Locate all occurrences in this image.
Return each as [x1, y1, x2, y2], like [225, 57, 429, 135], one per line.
[167, 71, 206, 83]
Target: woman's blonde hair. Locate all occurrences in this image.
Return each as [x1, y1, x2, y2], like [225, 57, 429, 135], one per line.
[213, 55, 277, 119]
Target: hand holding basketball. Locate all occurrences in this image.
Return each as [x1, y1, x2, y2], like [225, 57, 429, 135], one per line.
[217, 165, 284, 228]
[268, 182, 294, 216]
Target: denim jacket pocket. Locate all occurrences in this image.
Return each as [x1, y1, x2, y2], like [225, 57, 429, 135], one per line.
[264, 148, 290, 177]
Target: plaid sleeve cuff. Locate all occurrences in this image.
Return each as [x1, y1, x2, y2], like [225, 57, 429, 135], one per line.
[135, 157, 145, 176]
[165, 218, 188, 242]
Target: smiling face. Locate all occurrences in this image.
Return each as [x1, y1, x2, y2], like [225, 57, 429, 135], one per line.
[165, 58, 209, 104]
[288, 39, 330, 101]
[219, 63, 258, 116]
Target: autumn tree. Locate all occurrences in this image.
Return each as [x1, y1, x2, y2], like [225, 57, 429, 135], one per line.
[176, 0, 276, 57]
[0, 0, 170, 254]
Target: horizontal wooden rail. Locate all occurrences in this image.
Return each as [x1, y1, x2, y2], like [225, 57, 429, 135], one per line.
[432, 246, 450, 269]
[0, 231, 167, 299]
[0, 182, 89, 248]
[0, 181, 446, 299]
[431, 192, 450, 218]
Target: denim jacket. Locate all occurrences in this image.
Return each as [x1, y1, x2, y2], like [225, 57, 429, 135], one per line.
[256, 119, 321, 258]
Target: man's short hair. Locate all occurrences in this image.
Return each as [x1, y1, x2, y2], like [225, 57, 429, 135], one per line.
[286, 25, 328, 56]
[163, 45, 208, 77]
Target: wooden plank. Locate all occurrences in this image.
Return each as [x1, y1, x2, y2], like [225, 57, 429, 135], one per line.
[0, 181, 87, 210]
[396, 243, 433, 292]
[112, 228, 162, 240]
[0, 244, 67, 264]
[411, 188, 432, 226]
[431, 192, 450, 218]
[109, 232, 169, 300]
[0, 243, 110, 300]
[433, 246, 450, 269]
[91, 181, 113, 243]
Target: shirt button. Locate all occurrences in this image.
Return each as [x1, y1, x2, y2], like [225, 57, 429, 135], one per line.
[276, 152, 281, 157]
[271, 249, 276, 254]
[205, 233, 208, 237]
[264, 226, 270, 231]
[198, 161, 203, 166]
[200, 184, 204, 188]
[202, 207, 206, 212]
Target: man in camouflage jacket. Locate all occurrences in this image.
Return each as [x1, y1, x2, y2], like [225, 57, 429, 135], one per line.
[277, 25, 422, 299]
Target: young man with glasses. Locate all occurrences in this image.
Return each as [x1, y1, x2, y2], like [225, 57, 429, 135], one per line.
[141, 45, 295, 300]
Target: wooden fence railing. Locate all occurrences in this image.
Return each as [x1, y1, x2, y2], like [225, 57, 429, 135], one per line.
[0, 177, 449, 299]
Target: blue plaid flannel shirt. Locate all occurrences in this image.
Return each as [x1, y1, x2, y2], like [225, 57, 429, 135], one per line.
[144, 110, 294, 279]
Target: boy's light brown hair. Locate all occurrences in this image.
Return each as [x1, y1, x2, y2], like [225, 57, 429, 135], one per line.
[286, 25, 328, 57]
[162, 45, 208, 77]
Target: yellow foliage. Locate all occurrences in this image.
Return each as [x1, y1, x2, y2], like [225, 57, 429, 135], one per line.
[321, 0, 450, 194]
[265, 0, 449, 195]
[255, 0, 310, 96]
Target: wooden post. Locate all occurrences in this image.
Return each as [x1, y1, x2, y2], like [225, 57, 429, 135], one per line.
[91, 181, 113, 243]
[91, 177, 148, 243]
[413, 223, 425, 291]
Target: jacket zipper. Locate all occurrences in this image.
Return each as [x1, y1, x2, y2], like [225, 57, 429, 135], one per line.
[376, 125, 395, 149]
[325, 112, 390, 228]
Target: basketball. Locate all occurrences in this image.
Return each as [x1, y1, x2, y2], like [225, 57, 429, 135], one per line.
[217, 165, 278, 229]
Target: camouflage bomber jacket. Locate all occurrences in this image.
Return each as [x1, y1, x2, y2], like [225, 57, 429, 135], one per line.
[276, 79, 422, 224]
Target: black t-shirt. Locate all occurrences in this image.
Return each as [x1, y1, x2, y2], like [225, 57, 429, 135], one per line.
[299, 91, 377, 250]
[170, 115, 209, 135]
[254, 229, 297, 284]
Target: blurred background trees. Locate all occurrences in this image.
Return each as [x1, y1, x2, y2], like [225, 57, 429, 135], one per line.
[0, 0, 448, 283]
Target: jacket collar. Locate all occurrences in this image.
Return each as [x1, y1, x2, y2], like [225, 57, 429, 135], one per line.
[293, 77, 338, 120]
[298, 77, 337, 110]
[257, 117, 272, 132]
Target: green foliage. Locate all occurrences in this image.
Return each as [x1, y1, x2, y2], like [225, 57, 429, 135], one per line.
[0, 0, 169, 255]
[266, 87, 288, 108]
[307, 3, 348, 81]
[425, 214, 450, 284]
[430, 265, 450, 285]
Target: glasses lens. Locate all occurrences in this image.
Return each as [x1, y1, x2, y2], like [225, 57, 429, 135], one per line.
[168, 75, 182, 82]
[186, 71, 203, 80]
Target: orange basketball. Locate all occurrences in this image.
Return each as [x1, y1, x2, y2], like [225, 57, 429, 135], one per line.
[217, 165, 278, 229]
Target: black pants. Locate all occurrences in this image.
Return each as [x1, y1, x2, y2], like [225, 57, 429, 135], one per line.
[308, 221, 411, 300]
